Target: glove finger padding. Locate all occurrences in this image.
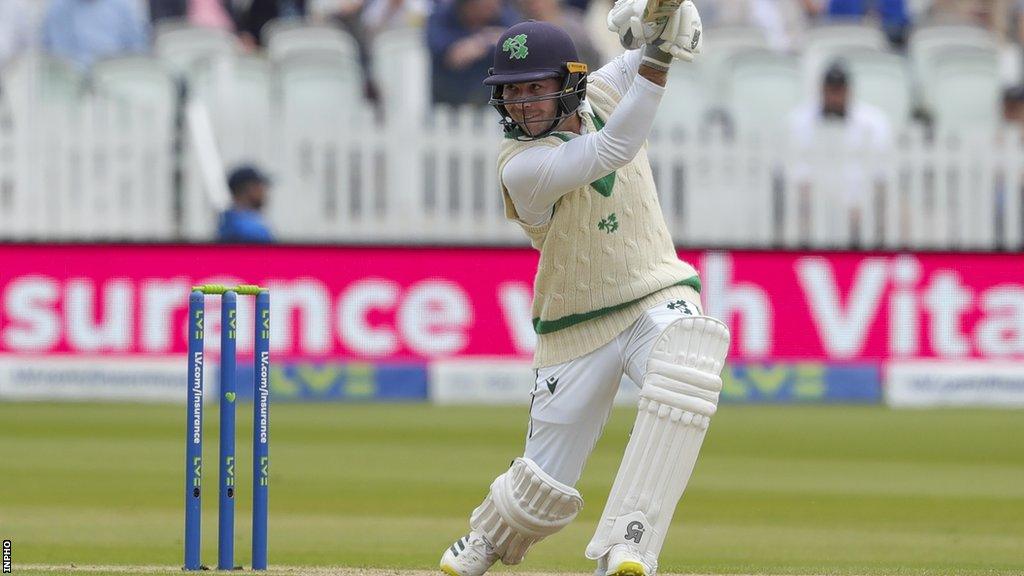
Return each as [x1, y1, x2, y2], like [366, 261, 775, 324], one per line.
[652, 1, 702, 62]
[607, 0, 646, 50]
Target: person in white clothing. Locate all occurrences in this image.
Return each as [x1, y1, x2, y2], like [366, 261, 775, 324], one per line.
[788, 60, 894, 246]
[439, 3, 731, 576]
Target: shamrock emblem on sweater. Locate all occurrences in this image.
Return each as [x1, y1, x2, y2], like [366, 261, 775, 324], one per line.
[598, 213, 619, 234]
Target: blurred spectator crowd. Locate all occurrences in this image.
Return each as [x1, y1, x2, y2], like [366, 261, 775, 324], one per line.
[2, 0, 1024, 107]
[1, 0, 1023, 249]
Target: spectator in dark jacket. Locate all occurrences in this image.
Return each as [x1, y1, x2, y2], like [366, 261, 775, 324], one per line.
[218, 165, 275, 243]
[236, 0, 306, 47]
[426, 0, 519, 105]
[825, 0, 910, 47]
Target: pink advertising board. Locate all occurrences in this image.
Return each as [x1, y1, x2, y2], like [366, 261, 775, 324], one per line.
[0, 245, 1021, 362]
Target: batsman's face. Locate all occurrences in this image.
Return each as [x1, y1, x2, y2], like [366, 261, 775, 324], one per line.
[502, 78, 562, 136]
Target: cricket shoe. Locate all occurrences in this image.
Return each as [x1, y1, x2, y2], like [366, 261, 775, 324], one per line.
[603, 543, 654, 576]
[439, 531, 500, 576]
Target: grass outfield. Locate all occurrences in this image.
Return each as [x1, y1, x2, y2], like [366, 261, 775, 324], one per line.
[0, 403, 1022, 576]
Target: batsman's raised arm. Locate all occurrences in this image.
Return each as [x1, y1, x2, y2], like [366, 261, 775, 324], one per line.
[500, 62, 665, 224]
[492, 2, 703, 224]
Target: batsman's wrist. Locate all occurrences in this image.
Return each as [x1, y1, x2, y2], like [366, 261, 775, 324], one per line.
[641, 44, 672, 72]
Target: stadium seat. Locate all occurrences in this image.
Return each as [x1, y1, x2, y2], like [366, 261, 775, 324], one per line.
[186, 55, 274, 165]
[929, 46, 1001, 134]
[802, 23, 887, 93]
[92, 57, 178, 123]
[276, 52, 364, 121]
[264, 21, 358, 62]
[1, 54, 83, 113]
[154, 20, 240, 74]
[908, 24, 998, 108]
[724, 50, 802, 136]
[843, 49, 913, 127]
[373, 27, 430, 122]
[700, 26, 769, 100]
[656, 61, 708, 134]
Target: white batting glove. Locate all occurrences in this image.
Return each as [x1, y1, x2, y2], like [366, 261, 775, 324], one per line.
[607, 0, 648, 50]
[607, 0, 701, 56]
[650, 0, 703, 62]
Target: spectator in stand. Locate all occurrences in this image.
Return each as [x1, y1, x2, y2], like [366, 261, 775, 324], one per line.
[0, 0, 37, 68]
[426, 0, 519, 106]
[998, 85, 1024, 245]
[809, 0, 911, 47]
[1015, 0, 1024, 44]
[787, 61, 894, 246]
[309, 0, 383, 107]
[929, 0, 1012, 37]
[236, 0, 306, 48]
[41, 0, 150, 70]
[149, 0, 188, 23]
[517, 0, 602, 69]
[218, 165, 275, 243]
[1005, 85, 1024, 130]
[361, 0, 429, 36]
[693, 0, 810, 51]
[149, 0, 235, 31]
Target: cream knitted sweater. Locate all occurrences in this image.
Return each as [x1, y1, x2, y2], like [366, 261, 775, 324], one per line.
[498, 76, 701, 368]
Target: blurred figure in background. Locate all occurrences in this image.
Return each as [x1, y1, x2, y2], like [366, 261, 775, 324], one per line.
[788, 61, 893, 245]
[517, 0, 602, 69]
[426, 0, 519, 105]
[42, 0, 151, 70]
[808, 0, 911, 47]
[1015, 0, 1024, 44]
[148, 0, 236, 31]
[361, 0, 429, 36]
[1005, 85, 1024, 130]
[997, 85, 1024, 246]
[0, 0, 38, 68]
[693, 0, 809, 51]
[218, 165, 275, 243]
[148, 0, 189, 24]
[929, 0, 1012, 37]
[236, 0, 307, 47]
[309, 0, 384, 108]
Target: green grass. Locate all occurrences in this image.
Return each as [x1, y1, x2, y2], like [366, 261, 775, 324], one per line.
[1, 403, 1022, 575]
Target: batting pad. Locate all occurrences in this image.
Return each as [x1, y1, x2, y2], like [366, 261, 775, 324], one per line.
[585, 316, 730, 569]
[471, 457, 584, 565]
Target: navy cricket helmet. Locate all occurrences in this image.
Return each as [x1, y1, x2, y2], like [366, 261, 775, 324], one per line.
[484, 21, 588, 140]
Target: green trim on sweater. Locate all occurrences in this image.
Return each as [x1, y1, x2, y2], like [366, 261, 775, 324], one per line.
[532, 275, 702, 334]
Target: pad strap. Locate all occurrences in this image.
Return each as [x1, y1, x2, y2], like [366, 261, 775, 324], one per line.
[471, 457, 583, 565]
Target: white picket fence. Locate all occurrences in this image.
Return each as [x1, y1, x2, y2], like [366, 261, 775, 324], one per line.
[2, 93, 1022, 250]
[0, 94, 175, 240]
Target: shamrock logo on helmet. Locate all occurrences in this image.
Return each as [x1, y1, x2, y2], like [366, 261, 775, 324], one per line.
[502, 33, 529, 60]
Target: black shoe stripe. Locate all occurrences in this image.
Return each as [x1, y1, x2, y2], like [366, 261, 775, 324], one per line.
[457, 538, 466, 551]
[449, 543, 459, 557]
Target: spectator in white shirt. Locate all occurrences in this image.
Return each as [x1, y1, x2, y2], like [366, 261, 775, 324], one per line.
[787, 61, 894, 246]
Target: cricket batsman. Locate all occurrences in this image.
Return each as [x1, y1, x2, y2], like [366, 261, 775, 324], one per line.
[440, 1, 730, 575]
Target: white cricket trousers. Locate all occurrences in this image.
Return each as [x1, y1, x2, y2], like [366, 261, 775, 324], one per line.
[523, 297, 702, 487]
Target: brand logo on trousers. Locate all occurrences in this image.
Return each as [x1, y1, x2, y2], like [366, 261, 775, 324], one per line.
[624, 520, 645, 544]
